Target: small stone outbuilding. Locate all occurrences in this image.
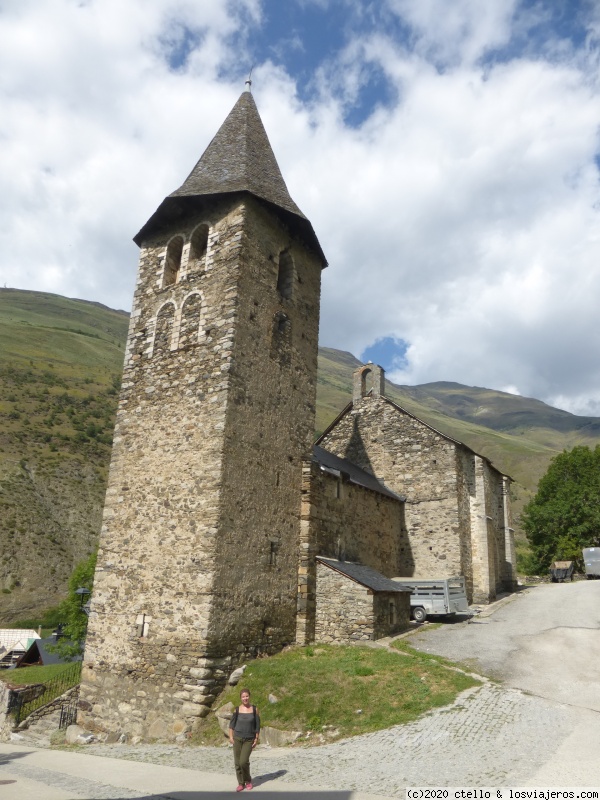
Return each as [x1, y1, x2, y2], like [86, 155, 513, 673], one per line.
[314, 557, 411, 643]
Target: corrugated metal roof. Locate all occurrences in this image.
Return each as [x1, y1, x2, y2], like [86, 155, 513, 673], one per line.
[317, 557, 412, 593]
[312, 444, 405, 502]
[0, 629, 40, 648]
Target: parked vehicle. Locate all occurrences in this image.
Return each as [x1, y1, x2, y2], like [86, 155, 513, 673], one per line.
[549, 560, 574, 582]
[583, 547, 600, 579]
[392, 577, 469, 622]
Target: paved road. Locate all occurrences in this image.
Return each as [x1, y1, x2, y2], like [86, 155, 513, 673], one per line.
[3, 582, 600, 797]
[410, 580, 600, 710]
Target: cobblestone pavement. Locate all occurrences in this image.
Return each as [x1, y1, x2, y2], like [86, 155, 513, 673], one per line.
[84, 682, 579, 798]
[7, 587, 599, 797]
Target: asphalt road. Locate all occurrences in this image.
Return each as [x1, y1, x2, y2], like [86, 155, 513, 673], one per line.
[407, 580, 600, 711]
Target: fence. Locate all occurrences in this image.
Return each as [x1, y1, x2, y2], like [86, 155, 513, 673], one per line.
[7, 661, 82, 727]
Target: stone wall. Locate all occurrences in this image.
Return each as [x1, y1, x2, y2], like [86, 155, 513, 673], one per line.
[208, 197, 322, 655]
[313, 562, 409, 643]
[319, 385, 516, 604]
[320, 395, 466, 580]
[297, 461, 408, 644]
[80, 194, 323, 741]
[0, 679, 10, 741]
[469, 455, 517, 601]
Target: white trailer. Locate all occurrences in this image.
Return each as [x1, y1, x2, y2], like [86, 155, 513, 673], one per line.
[583, 547, 600, 579]
[392, 577, 469, 622]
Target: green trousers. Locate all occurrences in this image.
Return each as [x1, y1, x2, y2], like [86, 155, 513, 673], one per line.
[233, 737, 254, 785]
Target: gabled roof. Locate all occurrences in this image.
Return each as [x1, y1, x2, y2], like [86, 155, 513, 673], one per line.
[313, 444, 404, 502]
[316, 396, 510, 479]
[17, 636, 81, 667]
[316, 557, 412, 593]
[134, 90, 327, 265]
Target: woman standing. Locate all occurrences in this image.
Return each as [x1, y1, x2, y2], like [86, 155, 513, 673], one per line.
[229, 688, 260, 791]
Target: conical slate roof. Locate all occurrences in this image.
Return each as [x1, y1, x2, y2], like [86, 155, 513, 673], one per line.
[170, 90, 305, 219]
[134, 90, 326, 264]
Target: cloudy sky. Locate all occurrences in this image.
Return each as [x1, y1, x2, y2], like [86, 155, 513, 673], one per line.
[2, 0, 600, 414]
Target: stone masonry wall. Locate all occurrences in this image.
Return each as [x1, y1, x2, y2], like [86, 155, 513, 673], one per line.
[207, 197, 322, 655]
[455, 449, 475, 600]
[80, 195, 322, 741]
[80, 196, 242, 740]
[297, 461, 408, 643]
[320, 396, 466, 584]
[457, 449, 516, 603]
[481, 458, 516, 595]
[372, 592, 411, 639]
[314, 562, 409, 643]
[0, 680, 10, 741]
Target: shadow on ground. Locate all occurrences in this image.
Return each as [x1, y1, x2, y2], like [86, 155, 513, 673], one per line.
[0, 750, 33, 765]
[73, 794, 356, 800]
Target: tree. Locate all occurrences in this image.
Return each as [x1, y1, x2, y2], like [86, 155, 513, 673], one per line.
[51, 551, 97, 660]
[522, 445, 600, 573]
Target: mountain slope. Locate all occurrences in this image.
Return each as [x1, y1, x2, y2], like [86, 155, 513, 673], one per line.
[2, 290, 599, 622]
[316, 347, 600, 518]
[0, 289, 128, 622]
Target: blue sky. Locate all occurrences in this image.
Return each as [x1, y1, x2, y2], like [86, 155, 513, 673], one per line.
[1, 0, 600, 412]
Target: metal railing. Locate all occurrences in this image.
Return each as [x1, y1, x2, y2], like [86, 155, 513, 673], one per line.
[8, 661, 82, 726]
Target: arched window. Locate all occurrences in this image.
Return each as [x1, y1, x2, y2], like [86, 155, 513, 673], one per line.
[179, 292, 203, 349]
[360, 367, 373, 397]
[163, 236, 183, 287]
[153, 303, 176, 356]
[189, 224, 209, 271]
[277, 250, 294, 300]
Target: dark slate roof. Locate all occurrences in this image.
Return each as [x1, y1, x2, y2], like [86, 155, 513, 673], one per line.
[134, 90, 327, 264]
[316, 557, 412, 593]
[17, 637, 81, 667]
[171, 91, 304, 216]
[313, 444, 404, 502]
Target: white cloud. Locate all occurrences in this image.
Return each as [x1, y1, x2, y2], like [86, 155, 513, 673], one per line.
[385, 0, 518, 66]
[1, 0, 600, 416]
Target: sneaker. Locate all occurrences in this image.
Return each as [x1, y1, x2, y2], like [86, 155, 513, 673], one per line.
[245, 783, 253, 790]
[236, 785, 244, 792]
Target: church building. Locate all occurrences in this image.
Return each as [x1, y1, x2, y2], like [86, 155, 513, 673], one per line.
[79, 87, 515, 742]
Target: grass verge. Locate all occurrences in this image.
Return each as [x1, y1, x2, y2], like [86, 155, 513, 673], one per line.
[193, 643, 480, 746]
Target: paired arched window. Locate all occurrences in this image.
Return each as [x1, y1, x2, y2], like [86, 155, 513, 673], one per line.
[163, 236, 184, 287]
[277, 250, 294, 300]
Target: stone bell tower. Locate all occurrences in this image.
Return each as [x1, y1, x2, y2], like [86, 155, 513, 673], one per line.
[79, 87, 327, 741]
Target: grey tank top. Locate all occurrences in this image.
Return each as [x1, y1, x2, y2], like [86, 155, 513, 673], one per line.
[232, 707, 259, 738]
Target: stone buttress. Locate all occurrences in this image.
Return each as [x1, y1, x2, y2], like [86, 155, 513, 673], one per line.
[79, 89, 326, 741]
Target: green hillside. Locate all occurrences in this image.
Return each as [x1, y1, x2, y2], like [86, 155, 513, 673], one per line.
[2, 289, 599, 622]
[0, 289, 128, 623]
